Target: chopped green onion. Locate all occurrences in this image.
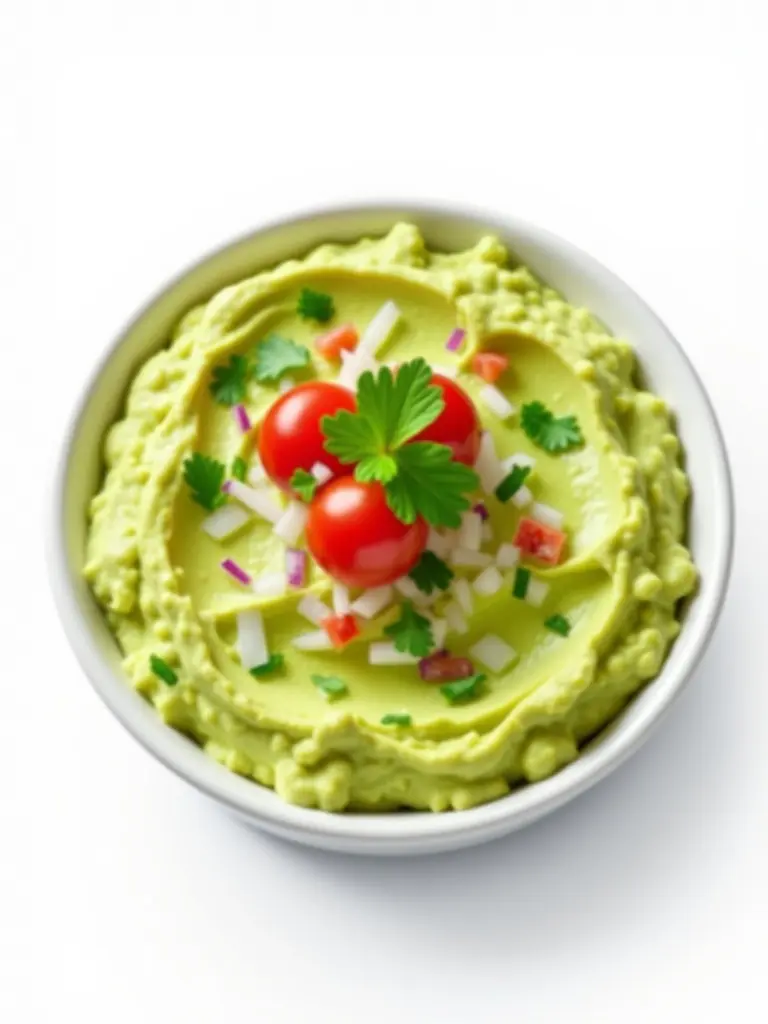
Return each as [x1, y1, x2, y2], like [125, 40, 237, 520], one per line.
[544, 614, 571, 636]
[440, 674, 486, 705]
[311, 673, 348, 700]
[249, 653, 285, 677]
[150, 654, 178, 686]
[495, 465, 531, 503]
[513, 566, 531, 600]
[381, 712, 412, 727]
[232, 455, 248, 482]
[297, 287, 334, 323]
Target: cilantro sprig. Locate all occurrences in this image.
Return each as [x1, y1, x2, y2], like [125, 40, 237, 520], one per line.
[183, 453, 227, 511]
[290, 468, 318, 502]
[383, 600, 434, 657]
[408, 551, 454, 595]
[252, 334, 310, 383]
[544, 614, 571, 637]
[297, 287, 335, 323]
[321, 359, 479, 529]
[381, 712, 412, 727]
[440, 674, 486, 705]
[209, 355, 249, 406]
[249, 653, 286, 677]
[521, 401, 583, 453]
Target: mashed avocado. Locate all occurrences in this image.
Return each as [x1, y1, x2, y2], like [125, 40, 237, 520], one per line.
[84, 223, 697, 812]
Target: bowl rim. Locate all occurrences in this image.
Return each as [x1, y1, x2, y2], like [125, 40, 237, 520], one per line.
[48, 199, 735, 853]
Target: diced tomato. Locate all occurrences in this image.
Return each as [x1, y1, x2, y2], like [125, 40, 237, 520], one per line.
[472, 352, 509, 384]
[418, 653, 475, 683]
[315, 324, 359, 361]
[322, 613, 361, 649]
[513, 517, 567, 566]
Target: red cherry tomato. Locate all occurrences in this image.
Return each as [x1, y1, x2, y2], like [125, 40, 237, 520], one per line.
[513, 517, 567, 566]
[306, 477, 427, 588]
[258, 381, 356, 493]
[411, 374, 481, 466]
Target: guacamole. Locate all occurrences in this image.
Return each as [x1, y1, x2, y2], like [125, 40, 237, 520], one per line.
[84, 223, 697, 812]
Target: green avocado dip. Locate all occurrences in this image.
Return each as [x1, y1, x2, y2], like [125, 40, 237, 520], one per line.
[84, 223, 697, 813]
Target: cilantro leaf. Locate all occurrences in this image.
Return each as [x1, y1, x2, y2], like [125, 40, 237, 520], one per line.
[495, 465, 531, 502]
[150, 654, 178, 686]
[355, 453, 399, 484]
[232, 455, 248, 482]
[385, 443, 479, 529]
[383, 600, 434, 657]
[297, 288, 334, 323]
[440, 674, 486, 705]
[408, 550, 454, 594]
[183, 452, 227, 511]
[321, 409, 380, 466]
[544, 614, 571, 637]
[252, 334, 310, 383]
[311, 673, 348, 700]
[249, 653, 285, 677]
[209, 355, 249, 406]
[381, 712, 412, 727]
[356, 359, 443, 449]
[521, 401, 583, 453]
[290, 468, 318, 502]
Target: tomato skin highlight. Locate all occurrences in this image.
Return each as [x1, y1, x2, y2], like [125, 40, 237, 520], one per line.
[472, 352, 509, 383]
[315, 324, 359, 361]
[513, 517, 567, 566]
[306, 477, 428, 589]
[322, 613, 360, 649]
[411, 373, 481, 467]
[257, 381, 356, 493]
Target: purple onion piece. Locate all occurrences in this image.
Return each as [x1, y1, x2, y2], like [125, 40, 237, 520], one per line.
[220, 558, 252, 586]
[445, 328, 466, 352]
[232, 404, 252, 433]
[473, 502, 490, 521]
[286, 548, 307, 588]
[418, 651, 475, 682]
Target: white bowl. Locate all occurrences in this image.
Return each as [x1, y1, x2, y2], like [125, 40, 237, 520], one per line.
[48, 202, 734, 855]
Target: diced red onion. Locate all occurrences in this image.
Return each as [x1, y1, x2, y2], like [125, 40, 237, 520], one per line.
[445, 328, 466, 352]
[232, 404, 251, 433]
[201, 503, 251, 540]
[473, 502, 490, 522]
[221, 558, 252, 586]
[418, 651, 475, 682]
[286, 548, 308, 588]
[469, 634, 517, 672]
[368, 641, 419, 666]
[236, 609, 268, 669]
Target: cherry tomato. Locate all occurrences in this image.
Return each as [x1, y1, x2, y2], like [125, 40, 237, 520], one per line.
[513, 517, 567, 566]
[306, 477, 427, 588]
[258, 381, 356, 493]
[411, 374, 481, 466]
[315, 324, 359, 361]
[472, 352, 509, 383]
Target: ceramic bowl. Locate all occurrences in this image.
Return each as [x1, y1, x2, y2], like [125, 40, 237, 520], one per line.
[48, 202, 734, 855]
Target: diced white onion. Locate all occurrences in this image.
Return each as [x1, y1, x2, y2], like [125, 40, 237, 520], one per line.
[474, 431, 506, 493]
[338, 347, 380, 390]
[450, 577, 474, 615]
[297, 594, 333, 626]
[531, 502, 565, 529]
[470, 634, 518, 672]
[236, 610, 268, 670]
[425, 614, 448, 650]
[450, 547, 493, 568]
[247, 463, 267, 486]
[226, 480, 283, 523]
[252, 572, 287, 598]
[394, 577, 433, 605]
[525, 578, 550, 607]
[481, 522, 494, 543]
[357, 300, 401, 356]
[503, 452, 536, 471]
[368, 641, 419, 666]
[496, 543, 521, 569]
[444, 601, 469, 635]
[278, 376, 295, 393]
[332, 582, 350, 615]
[431, 363, 458, 379]
[426, 527, 450, 558]
[349, 585, 394, 619]
[458, 511, 483, 551]
[479, 384, 516, 420]
[201, 503, 252, 540]
[310, 461, 334, 485]
[273, 500, 308, 545]
[292, 629, 334, 651]
[472, 566, 504, 597]
[512, 485, 533, 509]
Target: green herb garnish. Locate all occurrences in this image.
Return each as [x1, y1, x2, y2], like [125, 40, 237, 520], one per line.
[249, 653, 285, 677]
[183, 452, 227, 511]
[440, 674, 486, 705]
[544, 614, 571, 636]
[311, 673, 349, 700]
[512, 566, 531, 599]
[521, 401, 583, 453]
[495, 464, 531, 502]
[252, 333, 310, 383]
[383, 600, 434, 657]
[408, 550, 454, 594]
[381, 712, 412, 727]
[150, 654, 178, 686]
[321, 359, 479, 529]
[209, 354, 249, 406]
[297, 287, 334, 323]
[290, 468, 318, 502]
[232, 455, 248, 482]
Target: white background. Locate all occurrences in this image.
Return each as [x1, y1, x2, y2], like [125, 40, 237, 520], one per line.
[2, 2, 766, 1021]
